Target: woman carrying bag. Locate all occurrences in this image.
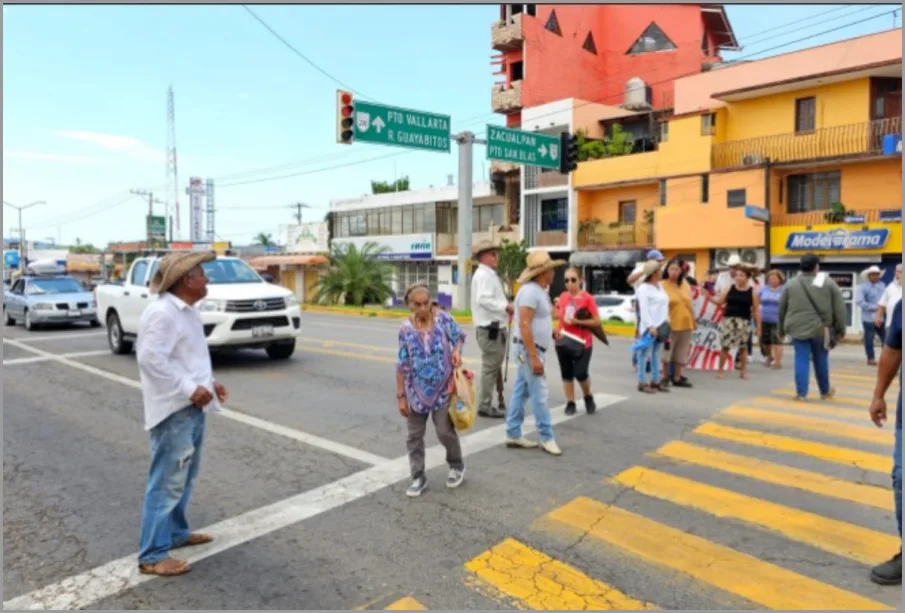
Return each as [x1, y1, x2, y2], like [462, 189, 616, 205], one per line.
[554, 267, 602, 416]
[634, 260, 671, 394]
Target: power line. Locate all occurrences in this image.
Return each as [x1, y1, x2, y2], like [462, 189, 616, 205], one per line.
[241, 5, 374, 100]
[738, 4, 854, 43]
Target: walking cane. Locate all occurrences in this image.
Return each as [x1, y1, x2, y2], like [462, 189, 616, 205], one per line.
[503, 317, 513, 384]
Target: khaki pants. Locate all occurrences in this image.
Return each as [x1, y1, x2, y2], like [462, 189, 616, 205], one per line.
[406, 408, 463, 479]
[476, 327, 507, 411]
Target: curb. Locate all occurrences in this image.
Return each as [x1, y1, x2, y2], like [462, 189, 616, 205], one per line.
[300, 304, 637, 337]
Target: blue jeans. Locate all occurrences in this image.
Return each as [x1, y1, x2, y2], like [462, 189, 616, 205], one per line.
[863, 321, 885, 362]
[791, 337, 830, 398]
[635, 341, 663, 385]
[138, 405, 206, 565]
[507, 346, 554, 443]
[894, 416, 902, 539]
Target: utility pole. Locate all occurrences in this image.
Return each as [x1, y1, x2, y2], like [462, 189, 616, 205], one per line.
[3, 200, 46, 271]
[131, 189, 164, 247]
[293, 202, 311, 225]
[453, 131, 480, 312]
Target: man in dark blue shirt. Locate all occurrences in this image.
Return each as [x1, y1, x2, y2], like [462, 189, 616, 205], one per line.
[869, 299, 902, 585]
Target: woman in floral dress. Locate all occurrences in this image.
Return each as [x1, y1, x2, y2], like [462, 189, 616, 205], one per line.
[396, 283, 467, 498]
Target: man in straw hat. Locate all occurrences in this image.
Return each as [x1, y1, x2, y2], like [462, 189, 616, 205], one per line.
[857, 264, 887, 365]
[505, 250, 567, 456]
[135, 251, 228, 577]
[470, 238, 514, 419]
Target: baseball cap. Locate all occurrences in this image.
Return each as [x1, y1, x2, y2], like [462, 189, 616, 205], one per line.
[647, 249, 665, 261]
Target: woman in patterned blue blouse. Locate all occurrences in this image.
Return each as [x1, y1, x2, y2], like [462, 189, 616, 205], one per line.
[396, 283, 467, 498]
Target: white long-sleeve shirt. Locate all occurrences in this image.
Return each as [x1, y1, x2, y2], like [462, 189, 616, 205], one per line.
[636, 282, 670, 331]
[136, 293, 221, 431]
[470, 263, 508, 327]
[879, 280, 903, 324]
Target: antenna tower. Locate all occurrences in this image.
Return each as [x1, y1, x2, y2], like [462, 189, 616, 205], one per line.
[166, 86, 180, 238]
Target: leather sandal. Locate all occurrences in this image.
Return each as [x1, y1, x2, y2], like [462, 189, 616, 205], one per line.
[173, 533, 214, 549]
[138, 558, 191, 576]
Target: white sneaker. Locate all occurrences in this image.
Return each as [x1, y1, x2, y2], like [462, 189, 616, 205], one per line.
[540, 440, 562, 456]
[446, 467, 466, 489]
[506, 436, 539, 449]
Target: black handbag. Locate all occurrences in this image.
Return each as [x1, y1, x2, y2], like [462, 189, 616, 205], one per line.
[576, 306, 609, 346]
[656, 321, 672, 341]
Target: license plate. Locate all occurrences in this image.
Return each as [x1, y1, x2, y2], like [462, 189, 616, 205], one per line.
[68, 309, 81, 317]
[252, 325, 274, 338]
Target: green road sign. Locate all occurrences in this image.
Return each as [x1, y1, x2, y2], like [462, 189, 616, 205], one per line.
[147, 215, 166, 240]
[486, 125, 561, 170]
[353, 101, 451, 153]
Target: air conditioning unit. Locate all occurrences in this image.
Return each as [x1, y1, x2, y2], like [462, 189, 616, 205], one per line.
[715, 249, 766, 269]
[714, 249, 734, 267]
[740, 249, 761, 267]
[741, 152, 764, 165]
[623, 77, 652, 109]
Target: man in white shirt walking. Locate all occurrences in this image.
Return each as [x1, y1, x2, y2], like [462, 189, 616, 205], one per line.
[471, 239, 514, 418]
[877, 264, 903, 331]
[136, 251, 228, 577]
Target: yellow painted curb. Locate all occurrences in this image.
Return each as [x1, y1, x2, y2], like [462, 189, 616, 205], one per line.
[301, 304, 636, 336]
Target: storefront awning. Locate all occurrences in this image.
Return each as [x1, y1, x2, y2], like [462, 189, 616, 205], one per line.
[570, 250, 646, 268]
[247, 255, 328, 268]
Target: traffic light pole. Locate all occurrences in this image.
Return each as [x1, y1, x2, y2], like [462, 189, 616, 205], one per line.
[452, 131, 487, 312]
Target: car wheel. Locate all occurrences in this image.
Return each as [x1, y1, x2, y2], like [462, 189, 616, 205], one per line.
[106, 312, 133, 355]
[4, 308, 14, 326]
[24, 309, 36, 331]
[265, 340, 295, 360]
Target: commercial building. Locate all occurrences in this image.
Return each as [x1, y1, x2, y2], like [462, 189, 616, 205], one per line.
[570, 28, 902, 307]
[329, 182, 513, 308]
[246, 222, 329, 304]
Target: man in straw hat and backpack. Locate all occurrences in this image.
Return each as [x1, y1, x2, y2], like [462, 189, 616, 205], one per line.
[135, 251, 228, 577]
[470, 238, 514, 419]
[505, 250, 567, 456]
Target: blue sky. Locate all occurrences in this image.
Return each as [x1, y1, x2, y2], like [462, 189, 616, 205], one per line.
[2, 3, 898, 247]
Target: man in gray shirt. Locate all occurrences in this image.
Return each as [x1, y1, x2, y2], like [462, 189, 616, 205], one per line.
[506, 251, 566, 456]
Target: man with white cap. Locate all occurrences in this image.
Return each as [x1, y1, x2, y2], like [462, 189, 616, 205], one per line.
[715, 254, 742, 294]
[857, 265, 886, 365]
[135, 251, 228, 577]
[877, 263, 903, 333]
[470, 239, 514, 418]
[506, 250, 567, 456]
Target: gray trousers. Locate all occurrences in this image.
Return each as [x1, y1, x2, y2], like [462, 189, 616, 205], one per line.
[476, 326, 507, 411]
[406, 408, 463, 479]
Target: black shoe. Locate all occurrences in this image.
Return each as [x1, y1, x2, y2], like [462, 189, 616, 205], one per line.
[564, 401, 577, 416]
[479, 406, 505, 419]
[584, 395, 596, 415]
[672, 376, 693, 388]
[870, 551, 902, 585]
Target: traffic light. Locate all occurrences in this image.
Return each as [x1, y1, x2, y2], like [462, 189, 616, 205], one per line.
[336, 90, 354, 145]
[559, 132, 579, 173]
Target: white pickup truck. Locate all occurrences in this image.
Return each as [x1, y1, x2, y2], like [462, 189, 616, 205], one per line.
[95, 255, 302, 360]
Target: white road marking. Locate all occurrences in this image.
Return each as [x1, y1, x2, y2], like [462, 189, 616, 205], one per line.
[2, 392, 626, 610]
[3, 349, 110, 365]
[2, 331, 106, 343]
[2, 338, 390, 466]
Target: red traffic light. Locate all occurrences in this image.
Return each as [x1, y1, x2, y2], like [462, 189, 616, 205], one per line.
[341, 105, 353, 118]
[340, 92, 352, 105]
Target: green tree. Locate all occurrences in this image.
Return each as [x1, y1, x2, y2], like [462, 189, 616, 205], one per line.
[371, 176, 410, 194]
[496, 237, 529, 298]
[604, 123, 635, 156]
[316, 241, 394, 306]
[254, 232, 275, 247]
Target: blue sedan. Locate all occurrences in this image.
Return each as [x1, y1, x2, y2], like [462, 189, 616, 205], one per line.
[4, 275, 101, 331]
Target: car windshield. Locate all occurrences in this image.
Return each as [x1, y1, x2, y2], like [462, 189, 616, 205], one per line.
[202, 259, 262, 285]
[26, 278, 86, 295]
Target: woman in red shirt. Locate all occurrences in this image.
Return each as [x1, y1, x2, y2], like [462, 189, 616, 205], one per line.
[554, 267, 602, 416]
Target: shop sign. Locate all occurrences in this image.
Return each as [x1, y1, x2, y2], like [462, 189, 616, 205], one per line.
[785, 228, 889, 251]
[332, 233, 433, 261]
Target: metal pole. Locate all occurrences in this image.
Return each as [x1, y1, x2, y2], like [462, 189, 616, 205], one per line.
[18, 208, 24, 272]
[455, 131, 475, 311]
[763, 157, 773, 271]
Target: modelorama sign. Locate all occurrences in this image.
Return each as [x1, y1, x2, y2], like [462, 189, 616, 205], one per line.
[785, 228, 890, 251]
[331, 234, 433, 261]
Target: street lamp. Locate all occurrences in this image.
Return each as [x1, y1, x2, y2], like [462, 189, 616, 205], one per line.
[3, 200, 46, 271]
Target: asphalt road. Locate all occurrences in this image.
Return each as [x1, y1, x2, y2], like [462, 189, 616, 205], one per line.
[3, 312, 901, 610]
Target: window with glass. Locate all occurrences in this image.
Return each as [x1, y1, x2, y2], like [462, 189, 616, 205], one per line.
[787, 171, 841, 213]
[540, 198, 568, 231]
[473, 204, 506, 232]
[618, 200, 637, 224]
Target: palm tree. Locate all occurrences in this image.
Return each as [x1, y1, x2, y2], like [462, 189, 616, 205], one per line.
[254, 232, 274, 247]
[316, 241, 394, 307]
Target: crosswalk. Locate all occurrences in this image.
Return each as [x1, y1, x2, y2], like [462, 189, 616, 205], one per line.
[368, 365, 902, 610]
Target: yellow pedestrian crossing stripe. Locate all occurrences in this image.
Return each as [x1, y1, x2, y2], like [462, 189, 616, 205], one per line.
[384, 596, 427, 610]
[772, 389, 872, 407]
[546, 497, 892, 610]
[653, 440, 894, 511]
[717, 406, 895, 446]
[694, 422, 893, 473]
[610, 466, 899, 564]
[464, 538, 656, 610]
[749, 397, 867, 420]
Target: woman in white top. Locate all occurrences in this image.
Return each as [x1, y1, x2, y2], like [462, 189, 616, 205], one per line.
[634, 260, 670, 394]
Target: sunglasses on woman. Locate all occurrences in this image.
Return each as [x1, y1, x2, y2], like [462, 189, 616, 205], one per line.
[564, 277, 580, 283]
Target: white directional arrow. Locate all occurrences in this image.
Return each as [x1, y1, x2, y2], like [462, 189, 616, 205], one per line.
[373, 116, 386, 134]
[538, 144, 548, 158]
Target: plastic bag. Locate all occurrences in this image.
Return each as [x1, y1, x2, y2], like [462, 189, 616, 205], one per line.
[448, 368, 476, 432]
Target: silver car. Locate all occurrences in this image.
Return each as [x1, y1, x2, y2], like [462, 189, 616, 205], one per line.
[4, 275, 100, 331]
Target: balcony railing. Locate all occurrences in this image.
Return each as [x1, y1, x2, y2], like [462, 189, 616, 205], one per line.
[771, 208, 901, 227]
[578, 222, 654, 249]
[491, 80, 522, 114]
[491, 13, 523, 50]
[712, 117, 902, 169]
